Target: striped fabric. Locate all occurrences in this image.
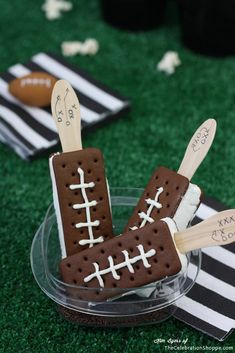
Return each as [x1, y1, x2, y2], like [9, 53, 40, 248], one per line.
[174, 196, 235, 341]
[0, 52, 130, 160]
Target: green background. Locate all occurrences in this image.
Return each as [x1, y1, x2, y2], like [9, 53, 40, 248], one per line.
[0, 0, 234, 352]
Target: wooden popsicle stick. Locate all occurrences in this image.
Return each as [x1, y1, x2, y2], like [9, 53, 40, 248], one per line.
[175, 209, 235, 253]
[177, 119, 217, 180]
[51, 79, 82, 152]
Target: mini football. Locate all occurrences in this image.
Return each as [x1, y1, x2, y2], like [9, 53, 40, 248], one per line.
[9, 72, 57, 107]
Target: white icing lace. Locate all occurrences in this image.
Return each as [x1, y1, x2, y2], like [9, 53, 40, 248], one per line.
[84, 244, 156, 287]
[69, 167, 104, 247]
[130, 187, 164, 231]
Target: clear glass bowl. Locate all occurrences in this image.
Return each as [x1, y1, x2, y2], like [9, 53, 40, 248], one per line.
[30, 188, 201, 327]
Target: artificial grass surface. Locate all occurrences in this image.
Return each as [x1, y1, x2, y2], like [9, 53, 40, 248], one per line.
[0, 0, 234, 352]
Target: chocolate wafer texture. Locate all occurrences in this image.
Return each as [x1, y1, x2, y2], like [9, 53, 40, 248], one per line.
[50, 147, 113, 257]
[124, 166, 198, 232]
[60, 219, 182, 301]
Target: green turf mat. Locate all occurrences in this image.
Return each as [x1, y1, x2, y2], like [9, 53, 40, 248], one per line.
[0, 0, 234, 352]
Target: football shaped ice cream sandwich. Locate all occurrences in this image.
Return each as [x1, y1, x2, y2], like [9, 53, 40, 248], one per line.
[125, 119, 217, 233]
[50, 80, 113, 258]
[60, 209, 235, 301]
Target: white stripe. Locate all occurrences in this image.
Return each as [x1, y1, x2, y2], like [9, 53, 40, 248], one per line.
[0, 122, 31, 159]
[202, 247, 235, 270]
[9, 64, 31, 76]
[0, 120, 30, 152]
[79, 105, 103, 123]
[10, 63, 102, 124]
[196, 203, 218, 220]
[32, 52, 124, 110]
[176, 296, 235, 331]
[0, 77, 57, 133]
[0, 105, 52, 149]
[189, 263, 235, 300]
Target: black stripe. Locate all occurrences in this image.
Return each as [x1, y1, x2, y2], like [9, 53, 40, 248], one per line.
[186, 283, 235, 320]
[203, 195, 227, 212]
[0, 71, 16, 82]
[0, 95, 58, 141]
[25, 61, 112, 115]
[222, 243, 235, 253]
[26, 141, 60, 161]
[46, 52, 131, 103]
[174, 307, 228, 341]
[81, 120, 89, 129]
[191, 215, 202, 226]
[43, 105, 51, 114]
[0, 115, 34, 151]
[201, 253, 235, 286]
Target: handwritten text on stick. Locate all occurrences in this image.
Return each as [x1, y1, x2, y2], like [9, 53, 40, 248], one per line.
[211, 228, 235, 242]
[54, 89, 77, 126]
[192, 126, 210, 152]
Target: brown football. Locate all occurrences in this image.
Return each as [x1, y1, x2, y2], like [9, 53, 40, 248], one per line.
[9, 72, 57, 107]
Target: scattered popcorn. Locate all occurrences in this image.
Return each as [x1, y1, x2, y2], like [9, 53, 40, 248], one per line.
[157, 51, 181, 75]
[42, 0, 73, 20]
[61, 39, 99, 57]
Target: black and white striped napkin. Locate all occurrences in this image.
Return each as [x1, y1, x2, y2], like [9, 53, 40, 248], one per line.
[174, 196, 235, 341]
[0, 52, 130, 160]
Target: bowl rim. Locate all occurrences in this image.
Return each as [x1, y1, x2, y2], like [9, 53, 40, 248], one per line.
[30, 187, 202, 314]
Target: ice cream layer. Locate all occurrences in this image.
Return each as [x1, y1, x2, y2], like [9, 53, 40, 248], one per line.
[162, 217, 187, 271]
[173, 183, 201, 230]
